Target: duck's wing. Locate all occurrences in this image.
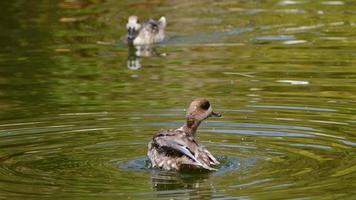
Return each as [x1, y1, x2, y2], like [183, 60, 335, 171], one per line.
[152, 130, 217, 171]
[200, 146, 220, 165]
[153, 131, 199, 162]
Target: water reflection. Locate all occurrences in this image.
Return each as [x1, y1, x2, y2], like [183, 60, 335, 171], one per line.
[127, 45, 142, 70]
[150, 170, 214, 200]
[126, 44, 165, 70]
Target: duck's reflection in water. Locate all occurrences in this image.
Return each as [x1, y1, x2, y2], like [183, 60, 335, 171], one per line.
[150, 170, 215, 200]
[127, 44, 165, 70]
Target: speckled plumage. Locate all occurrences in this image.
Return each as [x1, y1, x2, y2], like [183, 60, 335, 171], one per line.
[126, 16, 166, 46]
[147, 98, 221, 171]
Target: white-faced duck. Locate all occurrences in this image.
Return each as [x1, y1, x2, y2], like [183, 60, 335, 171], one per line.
[147, 98, 221, 171]
[126, 16, 166, 46]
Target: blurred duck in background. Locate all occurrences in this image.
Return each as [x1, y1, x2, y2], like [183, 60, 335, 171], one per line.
[126, 16, 166, 46]
[125, 16, 167, 70]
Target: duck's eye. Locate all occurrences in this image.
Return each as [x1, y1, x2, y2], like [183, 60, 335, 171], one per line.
[200, 101, 210, 110]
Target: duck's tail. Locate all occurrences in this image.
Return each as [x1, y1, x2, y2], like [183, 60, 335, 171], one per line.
[159, 16, 166, 28]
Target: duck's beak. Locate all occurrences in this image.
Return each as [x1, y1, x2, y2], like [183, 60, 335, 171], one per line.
[211, 111, 221, 117]
[127, 27, 136, 41]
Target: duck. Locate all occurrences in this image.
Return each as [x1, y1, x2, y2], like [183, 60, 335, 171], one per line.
[147, 98, 221, 171]
[126, 15, 166, 46]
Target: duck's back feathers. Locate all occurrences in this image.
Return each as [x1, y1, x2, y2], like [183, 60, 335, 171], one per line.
[148, 129, 219, 171]
[132, 17, 165, 45]
[143, 19, 164, 34]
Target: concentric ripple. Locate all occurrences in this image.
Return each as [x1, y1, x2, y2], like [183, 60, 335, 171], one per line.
[1, 0, 356, 199]
[0, 106, 354, 199]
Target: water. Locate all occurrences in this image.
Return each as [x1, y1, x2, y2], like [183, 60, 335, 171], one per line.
[0, 0, 355, 199]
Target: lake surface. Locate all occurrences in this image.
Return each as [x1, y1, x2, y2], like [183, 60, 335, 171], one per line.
[0, 0, 355, 199]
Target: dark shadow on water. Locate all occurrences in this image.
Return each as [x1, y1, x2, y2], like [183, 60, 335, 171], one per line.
[163, 27, 253, 45]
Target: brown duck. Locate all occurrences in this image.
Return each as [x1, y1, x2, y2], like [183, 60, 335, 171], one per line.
[147, 98, 221, 171]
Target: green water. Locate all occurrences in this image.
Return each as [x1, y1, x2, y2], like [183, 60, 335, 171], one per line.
[0, 0, 355, 199]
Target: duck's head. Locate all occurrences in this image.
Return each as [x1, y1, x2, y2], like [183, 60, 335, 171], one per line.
[186, 98, 221, 122]
[126, 16, 141, 41]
